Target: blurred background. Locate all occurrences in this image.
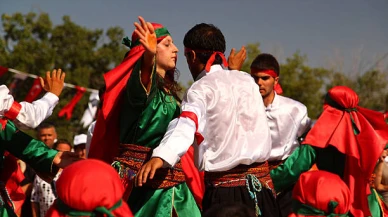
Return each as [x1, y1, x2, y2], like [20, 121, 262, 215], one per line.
[0, 0, 387, 141]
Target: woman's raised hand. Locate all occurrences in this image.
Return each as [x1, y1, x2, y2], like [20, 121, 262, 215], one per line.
[134, 16, 157, 55]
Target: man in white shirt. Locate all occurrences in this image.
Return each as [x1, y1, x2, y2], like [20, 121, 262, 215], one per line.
[0, 69, 65, 129]
[250, 53, 311, 216]
[137, 23, 279, 216]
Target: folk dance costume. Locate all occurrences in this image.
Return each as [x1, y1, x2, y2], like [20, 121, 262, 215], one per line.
[0, 121, 60, 217]
[265, 92, 311, 216]
[271, 86, 388, 217]
[289, 171, 351, 217]
[46, 159, 133, 217]
[152, 63, 280, 216]
[88, 23, 201, 217]
[0, 85, 59, 216]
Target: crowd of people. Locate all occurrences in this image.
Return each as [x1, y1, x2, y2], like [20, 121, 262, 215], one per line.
[0, 16, 387, 217]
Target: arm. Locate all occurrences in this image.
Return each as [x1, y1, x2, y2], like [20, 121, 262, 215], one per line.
[2, 121, 79, 181]
[136, 88, 206, 186]
[270, 145, 316, 192]
[134, 16, 157, 93]
[0, 69, 65, 129]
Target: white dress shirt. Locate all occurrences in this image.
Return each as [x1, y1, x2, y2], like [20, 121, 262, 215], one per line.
[153, 65, 272, 172]
[266, 93, 311, 161]
[0, 85, 59, 129]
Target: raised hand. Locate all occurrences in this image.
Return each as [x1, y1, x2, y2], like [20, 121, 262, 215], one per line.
[39, 69, 66, 97]
[228, 46, 246, 71]
[134, 16, 157, 56]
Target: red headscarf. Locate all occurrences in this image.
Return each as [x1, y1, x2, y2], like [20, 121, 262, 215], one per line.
[45, 159, 133, 217]
[303, 86, 388, 216]
[289, 171, 351, 217]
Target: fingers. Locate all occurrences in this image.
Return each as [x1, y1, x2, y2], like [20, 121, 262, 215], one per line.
[229, 48, 235, 57]
[39, 77, 45, 88]
[46, 70, 51, 81]
[134, 22, 146, 37]
[51, 69, 57, 80]
[138, 16, 148, 30]
[56, 69, 62, 79]
[60, 71, 66, 82]
[147, 22, 154, 34]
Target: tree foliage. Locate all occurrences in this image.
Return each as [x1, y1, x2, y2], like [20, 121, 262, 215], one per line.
[0, 12, 128, 142]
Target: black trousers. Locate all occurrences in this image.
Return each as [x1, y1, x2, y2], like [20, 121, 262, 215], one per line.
[276, 184, 294, 217]
[202, 185, 281, 217]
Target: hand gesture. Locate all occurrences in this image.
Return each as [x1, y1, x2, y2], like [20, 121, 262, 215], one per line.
[53, 151, 82, 169]
[39, 69, 66, 97]
[136, 157, 164, 187]
[228, 46, 246, 71]
[134, 16, 157, 56]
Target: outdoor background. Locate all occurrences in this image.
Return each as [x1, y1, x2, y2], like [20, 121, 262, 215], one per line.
[1, 0, 387, 142]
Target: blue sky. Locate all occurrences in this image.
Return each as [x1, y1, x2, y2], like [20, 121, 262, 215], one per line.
[1, 0, 387, 85]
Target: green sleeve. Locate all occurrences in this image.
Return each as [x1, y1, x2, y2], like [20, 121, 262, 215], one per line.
[270, 145, 316, 192]
[1, 121, 58, 174]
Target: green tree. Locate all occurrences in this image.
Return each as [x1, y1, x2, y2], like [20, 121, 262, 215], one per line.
[0, 12, 128, 142]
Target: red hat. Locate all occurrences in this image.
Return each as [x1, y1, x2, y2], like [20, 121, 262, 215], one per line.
[45, 159, 133, 217]
[289, 171, 351, 217]
[303, 86, 388, 216]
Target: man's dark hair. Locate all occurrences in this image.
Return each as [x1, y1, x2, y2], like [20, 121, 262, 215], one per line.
[53, 139, 72, 150]
[36, 122, 56, 132]
[183, 23, 226, 65]
[250, 53, 280, 75]
[202, 202, 256, 217]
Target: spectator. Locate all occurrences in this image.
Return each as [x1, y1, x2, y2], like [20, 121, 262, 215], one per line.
[31, 139, 72, 217]
[73, 134, 87, 159]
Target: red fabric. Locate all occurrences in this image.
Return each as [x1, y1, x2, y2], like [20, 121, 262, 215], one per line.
[289, 171, 351, 217]
[0, 66, 8, 77]
[0, 101, 22, 130]
[184, 48, 228, 72]
[87, 42, 145, 163]
[250, 68, 283, 94]
[45, 159, 133, 217]
[58, 86, 86, 120]
[0, 152, 26, 213]
[303, 86, 388, 217]
[180, 111, 205, 145]
[169, 112, 206, 207]
[24, 77, 43, 102]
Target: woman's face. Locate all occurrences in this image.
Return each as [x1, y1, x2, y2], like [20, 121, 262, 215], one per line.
[156, 36, 178, 76]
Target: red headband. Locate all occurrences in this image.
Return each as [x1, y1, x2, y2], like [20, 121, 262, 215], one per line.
[250, 69, 283, 95]
[185, 48, 228, 72]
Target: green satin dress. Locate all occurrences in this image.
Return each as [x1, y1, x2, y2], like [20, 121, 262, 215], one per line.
[270, 145, 383, 217]
[0, 121, 58, 217]
[119, 62, 201, 217]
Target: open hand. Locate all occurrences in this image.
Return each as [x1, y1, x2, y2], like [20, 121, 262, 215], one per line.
[39, 69, 66, 97]
[136, 157, 164, 187]
[228, 46, 246, 71]
[134, 16, 157, 56]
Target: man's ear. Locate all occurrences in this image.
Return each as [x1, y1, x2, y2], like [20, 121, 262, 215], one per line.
[187, 50, 196, 63]
[274, 76, 279, 85]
